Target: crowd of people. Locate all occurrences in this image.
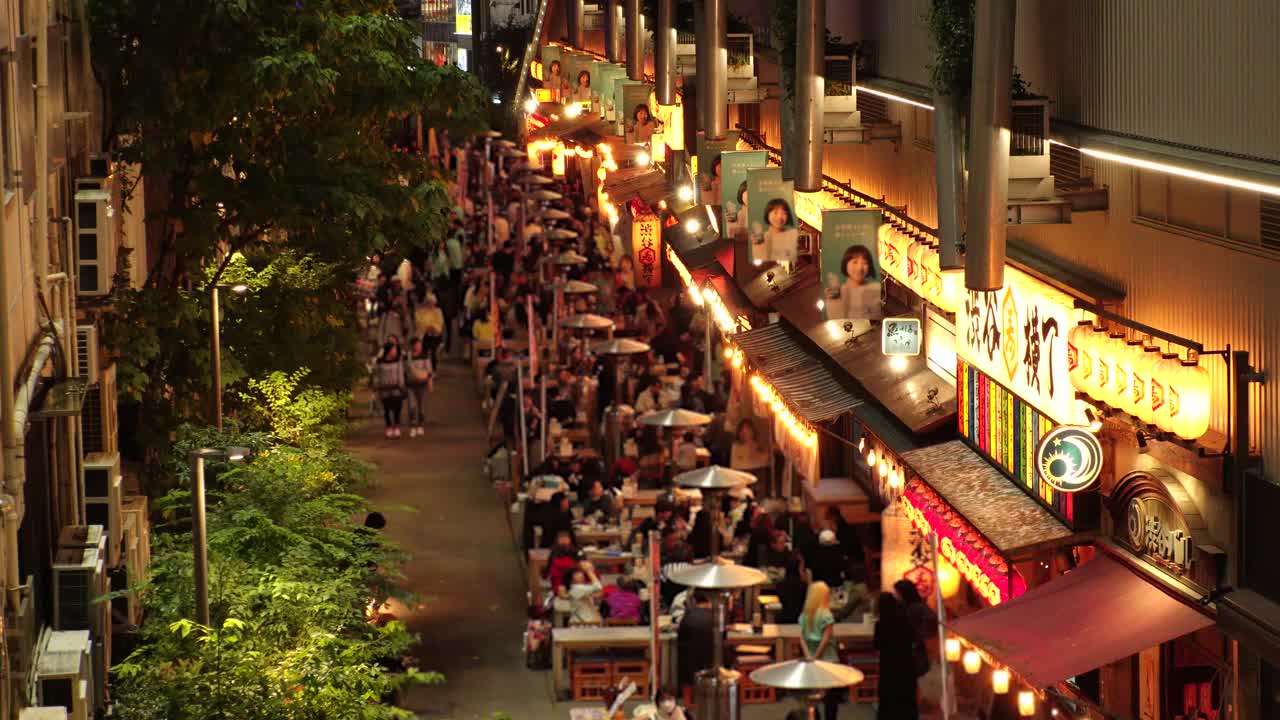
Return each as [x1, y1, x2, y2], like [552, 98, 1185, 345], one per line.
[366, 134, 935, 720]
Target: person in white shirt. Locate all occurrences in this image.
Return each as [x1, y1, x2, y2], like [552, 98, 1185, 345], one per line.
[635, 382, 665, 415]
[560, 561, 604, 624]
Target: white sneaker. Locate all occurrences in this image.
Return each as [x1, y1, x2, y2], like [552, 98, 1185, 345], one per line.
[384, 428, 393, 438]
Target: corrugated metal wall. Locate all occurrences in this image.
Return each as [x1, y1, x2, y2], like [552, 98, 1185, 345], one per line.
[1020, 0, 1280, 162]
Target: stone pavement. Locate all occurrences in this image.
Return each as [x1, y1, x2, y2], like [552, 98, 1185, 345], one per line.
[346, 356, 874, 720]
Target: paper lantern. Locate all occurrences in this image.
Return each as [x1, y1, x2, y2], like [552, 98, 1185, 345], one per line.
[551, 145, 566, 176]
[1172, 350, 1211, 440]
[939, 270, 961, 314]
[937, 559, 961, 599]
[1132, 341, 1163, 425]
[1085, 326, 1112, 403]
[1018, 691, 1036, 717]
[944, 638, 961, 662]
[650, 133, 666, 164]
[992, 669, 1011, 694]
[907, 241, 929, 297]
[1153, 352, 1182, 433]
[1067, 321, 1095, 394]
[963, 650, 982, 674]
[1104, 331, 1129, 409]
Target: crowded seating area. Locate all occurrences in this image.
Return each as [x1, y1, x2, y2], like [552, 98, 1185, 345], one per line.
[351, 130, 951, 720]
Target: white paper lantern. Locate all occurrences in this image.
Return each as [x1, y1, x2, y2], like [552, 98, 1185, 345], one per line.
[1132, 341, 1163, 425]
[1085, 326, 1112, 403]
[1153, 352, 1182, 433]
[1068, 321, 1095, 394]
[1172, 351, 1211, 440]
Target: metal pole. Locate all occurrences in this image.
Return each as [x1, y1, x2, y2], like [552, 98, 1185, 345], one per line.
[211, 286, 223, 431]
[517, 358, 530, 477]
[625, 0, 643, 81]
[649, 529, 661, 692]
[191, 455, 211, 626]
[654, 0, 675, 105]
[964, 0, 1015, 291]
[702, 0, 728, 139]
[794, 0, 825, 192]
[540, 371, 549, 464]
[605, 0, 622, 62]
[566, 0, 583, 48]
[931, 532, 952, 720]
[712, 590, 727, 670]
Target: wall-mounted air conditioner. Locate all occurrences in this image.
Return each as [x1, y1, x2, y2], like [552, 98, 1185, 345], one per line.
[33, 629, 92, 720]
[74, 181, 115, 297]
[82, 453, 122, 568]
[74, 324, 98, 384]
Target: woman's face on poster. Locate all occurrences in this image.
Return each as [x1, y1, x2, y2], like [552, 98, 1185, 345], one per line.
[767, 204, 788, 229]
[845, 251, 870, 284]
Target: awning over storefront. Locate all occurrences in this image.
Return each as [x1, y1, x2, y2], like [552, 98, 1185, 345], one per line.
[1218, 590, 1280, 668]
[731, 321, 863, 423]
[949, 553, 1215, 688]
[601, 166, 668, 207]
[528, 113, 614, 144]
[904, 440, 1076, 557]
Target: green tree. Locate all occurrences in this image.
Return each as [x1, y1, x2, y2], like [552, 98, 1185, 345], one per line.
[90, 0, 486, 467]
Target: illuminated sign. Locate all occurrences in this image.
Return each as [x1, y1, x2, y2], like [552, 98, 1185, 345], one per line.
[956, 267, 1080, 424]
[1034, 425, 1103, 493]
[900, 482, 1027, 605]
[958, 359, 1080, 526]
[881, 318, 921, 356]
[1125, 495, 1192, 574]
[455, 0, 472, 35]
[877, 225, 959, 313]
[632, 213, 662, 288]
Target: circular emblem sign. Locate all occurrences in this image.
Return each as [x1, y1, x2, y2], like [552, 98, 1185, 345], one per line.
[1035, 425, 1103, 493]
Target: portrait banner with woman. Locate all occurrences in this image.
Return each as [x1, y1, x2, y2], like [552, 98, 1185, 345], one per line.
[617, 82, 654, 141]
[820, 208, 884, 322]
[695, 131, 739, 206]
[595, 65, 628, 120]
[746, 167, 797, 266]
[719, 150, 767, 239]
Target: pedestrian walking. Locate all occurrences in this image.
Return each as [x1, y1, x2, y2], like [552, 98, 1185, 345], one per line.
[405, 337, 435, 437]
[874, 592, 920, 720]
[374, 342, 407, 438]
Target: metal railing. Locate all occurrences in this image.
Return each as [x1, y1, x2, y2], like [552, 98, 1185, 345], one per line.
[736, 126, 939, 237]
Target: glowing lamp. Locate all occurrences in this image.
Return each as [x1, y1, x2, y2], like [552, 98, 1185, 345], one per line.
[867, 449, 877, 467]
[1018, 691, 1035, 717]
[524, 97, 539, 113]
[937, 559, 961, 599]
[1085, 325, 1111, 403]
[1104, 331, 1129, 409]
[1172, 350, 1211, 440]
[992, 669, 1010, 694]
[858, 437, 866, 452]
[1153, 352, 1182, 434]
[684, 218, 701, 234]
[944, 638, 961, 662]
[1067, 321, 1095, 394]
[731, 353, 743, 370]
[723, 347, 733, 360]
[1133, 339, 1163, 425]
[962, 650, 982, 675]
[677, 185, 694, 203]
[878, 461, 888, 478]
[564, 102, 583, 118]
[551, 147, 566, 176]
[650, 133, 666, 163]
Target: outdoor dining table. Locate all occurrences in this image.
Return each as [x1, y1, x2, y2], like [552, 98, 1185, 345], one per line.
[549, 617, 876, 697]
[528, 547, 636, 605]
[572, 522, 628, 546]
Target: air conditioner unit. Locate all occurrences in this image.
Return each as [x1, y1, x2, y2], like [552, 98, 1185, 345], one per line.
[56, 526, 104, 554]
[82, 453, 122, 568]
[33, 629, 92, 720]
[51, 546, 106, 634]
[73, 182, 115, 297]
[73, 324, 98, 384]
[20, 707, 69, 720]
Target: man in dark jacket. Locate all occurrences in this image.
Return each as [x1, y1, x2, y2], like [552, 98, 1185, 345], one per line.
[677, 592, 719, 690]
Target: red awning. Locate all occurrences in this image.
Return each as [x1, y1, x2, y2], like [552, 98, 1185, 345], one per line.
[949, 553, 1213, 688]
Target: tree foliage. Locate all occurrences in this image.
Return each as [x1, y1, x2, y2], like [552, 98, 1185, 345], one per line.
[113, 387, 428, 719]
[89, 0, 486, 468]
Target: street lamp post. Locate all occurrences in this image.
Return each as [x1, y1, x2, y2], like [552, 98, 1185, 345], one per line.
[188, 446, 250, 626]
[209, 283, 250, 431]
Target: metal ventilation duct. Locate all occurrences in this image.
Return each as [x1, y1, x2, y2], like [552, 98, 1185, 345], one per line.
[625, 0, 643, 80]
[794, 0, 825, 192]
[964, 0, 1015, 291]
[702, 0, 728, 138]
[655, 0, 675, 105]
[605, 0, 622, 62]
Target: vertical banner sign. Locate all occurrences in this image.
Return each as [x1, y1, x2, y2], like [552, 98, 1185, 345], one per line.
[695, 130, 741, 205]
[955, 268, 1080, 424]
[456, 0, 473, 35]
[820, 208, 884, 321]
[746, 167, 796, 265]
[526, 295, 539, 378]
[631, 212, 663, 288]
[617, 81, 654, 139]
[720, 151, 767, 238]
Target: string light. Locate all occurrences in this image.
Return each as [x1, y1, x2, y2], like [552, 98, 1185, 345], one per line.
[944, 638, 961, 662]
[963, 650, 982, 675]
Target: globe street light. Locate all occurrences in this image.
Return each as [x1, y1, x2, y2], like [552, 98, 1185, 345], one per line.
[188, 446, 251, 626]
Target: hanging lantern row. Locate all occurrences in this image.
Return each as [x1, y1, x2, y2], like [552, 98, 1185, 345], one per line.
[942, 634, 1069, 718]
[746, 371, 819, 450]
[859, 434, 907, 503]
[1066, 320, 1211, 441]
[877, 224, 960, 314]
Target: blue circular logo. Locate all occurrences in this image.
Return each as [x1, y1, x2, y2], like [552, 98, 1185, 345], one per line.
[1035, 425, 1103, 493]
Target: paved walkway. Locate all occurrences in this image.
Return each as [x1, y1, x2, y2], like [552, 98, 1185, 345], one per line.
[347, 356, 559, 720]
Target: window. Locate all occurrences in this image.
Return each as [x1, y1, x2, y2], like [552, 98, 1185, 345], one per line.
[1134, 169, 1267, 256]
